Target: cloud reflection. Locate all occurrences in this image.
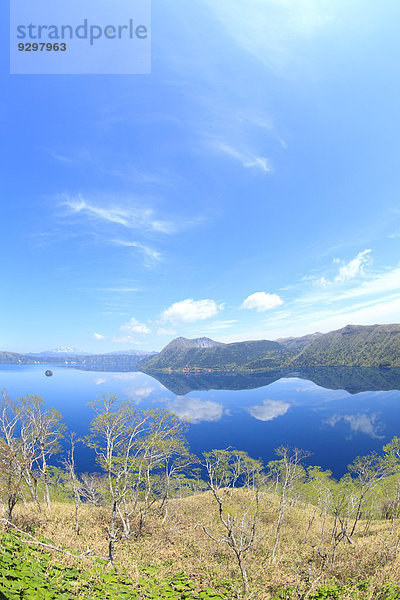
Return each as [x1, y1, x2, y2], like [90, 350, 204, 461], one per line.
[123, 385, 155, 403]
[324, 413, 384, 439]
[247, 399, 290, 422]
[168, 397, 225, 424]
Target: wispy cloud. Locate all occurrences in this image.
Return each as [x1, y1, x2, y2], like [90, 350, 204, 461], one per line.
[206, 0, 336, 73]
[214, 141, 273, 173]
[204, 319, 238, 331]
[298, 256, 400, 307]
[111, 335, 140, 345]
[50, 146, 178, 188]
[110, 165, 179, 187]
[91, 287, 140, 293]
[63, 195, 179, 234]
[156, 327, 177, 336]
[333, 267, 400, 302]
[51, 153, 74, 164]
[112, 239, 162, 265]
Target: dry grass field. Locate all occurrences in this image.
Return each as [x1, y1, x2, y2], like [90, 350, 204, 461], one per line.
[4, 489, 400, 599]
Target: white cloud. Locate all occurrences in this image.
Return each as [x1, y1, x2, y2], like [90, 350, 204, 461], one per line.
[247, 399, 290, 422]
[120, 317, 151, 335]
[168, 397, 225, 424]
[241, 292, 283, 312]
[161, 298, 222, 324]
[334, 249, 372, 282]
[315, 249, 372, 287]
[92, 332, 106, 340]
[214, 142, 272, 173]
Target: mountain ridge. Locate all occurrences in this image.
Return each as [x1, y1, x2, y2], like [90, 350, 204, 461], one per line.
[138, 323, 400, 372]
[2, 323, 400, 371]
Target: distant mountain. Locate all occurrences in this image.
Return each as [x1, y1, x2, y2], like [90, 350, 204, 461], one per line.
[105, 349, 157, 356]
[139, 324, 400, 373]
[26, 348, 90, 357]
[56, 353, 152, 370]
[0, 351, 37, 364]
[0, 350, 155, 369]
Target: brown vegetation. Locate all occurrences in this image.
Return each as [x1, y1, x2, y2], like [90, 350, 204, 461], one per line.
[3, 488, 400, 599]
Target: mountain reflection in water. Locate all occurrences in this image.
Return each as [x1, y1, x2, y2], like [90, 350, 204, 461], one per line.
[143, 367, 400, 396]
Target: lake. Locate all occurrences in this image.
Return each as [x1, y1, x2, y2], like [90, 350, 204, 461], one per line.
[1, 364, 400, 477]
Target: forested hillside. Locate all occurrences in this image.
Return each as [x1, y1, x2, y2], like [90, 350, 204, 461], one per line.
[140, 339, 292, 371]
[291, 324, 400, 368]
[139, 324, 400, 372]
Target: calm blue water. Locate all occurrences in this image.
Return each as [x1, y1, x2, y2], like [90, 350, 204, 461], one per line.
[1, 364, 400, 478]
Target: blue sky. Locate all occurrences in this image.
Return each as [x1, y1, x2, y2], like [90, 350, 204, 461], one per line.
[1, 0, 400, 353]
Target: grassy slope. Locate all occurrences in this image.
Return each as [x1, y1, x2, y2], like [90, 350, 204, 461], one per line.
[2, 492, 400, 599]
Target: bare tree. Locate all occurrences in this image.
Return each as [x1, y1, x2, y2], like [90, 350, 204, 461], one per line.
[268, 446, 311, 561]
[63, 433, 81, 534]
[19, 395, 65, 508]
[86, 397, 190, 564]
[347, 451, 391, 538]
[305, 466, 333, 537]
[86, 395, 148, 563]
[0, 391, 28, 521]
[79, 473, 106, 506]
[134, 409, 191, 536]
[198, 449, 264, 600]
